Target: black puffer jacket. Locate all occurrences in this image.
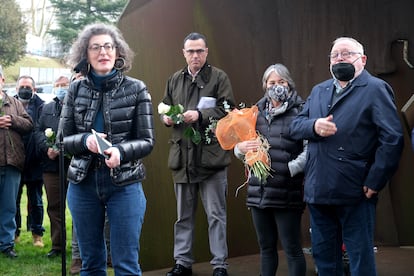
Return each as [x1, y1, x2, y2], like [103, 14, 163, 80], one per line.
[58, 71, 155, 186]
[246, 91, 305, 210]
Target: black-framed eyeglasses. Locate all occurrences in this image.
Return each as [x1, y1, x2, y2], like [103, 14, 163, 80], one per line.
[329, 51, 361, 60]
[88, 43, 115, 53]
[185, 48, 206, 55]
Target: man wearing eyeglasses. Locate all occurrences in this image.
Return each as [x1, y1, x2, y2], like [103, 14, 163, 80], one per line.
[161, 32, 236, 276]
[290, 37, 404, 275]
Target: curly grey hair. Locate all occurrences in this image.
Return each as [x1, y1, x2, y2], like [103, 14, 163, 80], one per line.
[66, 23, 134, 73]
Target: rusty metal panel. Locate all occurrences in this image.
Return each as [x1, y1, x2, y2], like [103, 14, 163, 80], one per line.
[118, 0, 414, 271]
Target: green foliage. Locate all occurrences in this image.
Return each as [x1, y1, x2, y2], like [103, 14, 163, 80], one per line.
[0, 186, 114, 275]
[0, 0, 27, 67]
[184, 126, 202, 145]
[48, 0, 128, 53]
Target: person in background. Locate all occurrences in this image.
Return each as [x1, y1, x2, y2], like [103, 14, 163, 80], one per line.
[290, 37, 404, 276]
[234, 64, 307, 276]
[35, 75, 71, 258]
[68, 72, 84, 275]
[0, 65, 34, 258]
[14, 75, 45, 248]
[58, 23, 155, 275]
[161, 32, 236, 276]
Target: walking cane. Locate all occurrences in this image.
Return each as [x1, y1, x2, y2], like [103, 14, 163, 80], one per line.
[58, 133, 66, 276]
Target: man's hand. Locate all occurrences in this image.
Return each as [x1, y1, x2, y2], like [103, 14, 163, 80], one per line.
[162, 114, 174, 126]
[183, 110, 199, 124]
[363, 186, 378, 198]
[314, 115, 337, 137]
[47, 148, 59, 160]
[0, 115, 12, 129]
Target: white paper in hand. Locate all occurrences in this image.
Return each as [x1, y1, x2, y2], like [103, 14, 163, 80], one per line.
[92, 129, 112, 159]
[197, 96, 217, 109]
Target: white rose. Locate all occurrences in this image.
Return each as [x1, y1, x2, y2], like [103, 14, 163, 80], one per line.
[158, 102, 171, 114]
[45, 128, 54, 138]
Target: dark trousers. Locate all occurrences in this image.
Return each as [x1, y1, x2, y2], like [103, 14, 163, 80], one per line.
[44, 172, 67, 249]
[250, 207, 306, 276]
[15, 179, 45, 236]
[308, 199, 377, 276]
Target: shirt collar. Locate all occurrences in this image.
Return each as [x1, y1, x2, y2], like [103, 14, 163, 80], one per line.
[333, 79, 353, 94]
[187, 66, 201, 78]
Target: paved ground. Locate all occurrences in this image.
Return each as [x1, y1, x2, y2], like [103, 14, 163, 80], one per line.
[143, 246, 414, 275]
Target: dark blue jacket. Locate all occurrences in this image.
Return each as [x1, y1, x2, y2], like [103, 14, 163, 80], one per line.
[290, 70, 404, 205]
[19, 94, 44, 182]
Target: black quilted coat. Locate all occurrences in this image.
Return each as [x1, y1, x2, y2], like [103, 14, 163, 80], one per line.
[58, 71, 155, 186]
[246, 92, 305, 210]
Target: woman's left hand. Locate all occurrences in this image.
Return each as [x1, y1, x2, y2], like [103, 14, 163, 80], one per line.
[104, 147, 121, 168]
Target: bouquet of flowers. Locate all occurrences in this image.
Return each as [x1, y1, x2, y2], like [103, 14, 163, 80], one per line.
[158, 102, 201, 144]
[44, 128, 58, 150]
[215, 105, 272, 189]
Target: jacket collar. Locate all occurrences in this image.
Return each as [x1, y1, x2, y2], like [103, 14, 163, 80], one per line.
[84, 70, 124, 92]
[181, 62, 212, 86]
[322, 69, 370, 113]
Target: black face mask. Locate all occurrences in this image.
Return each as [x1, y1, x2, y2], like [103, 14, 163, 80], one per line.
[18, 87, 33, 100]
[331, 62, 355, 81]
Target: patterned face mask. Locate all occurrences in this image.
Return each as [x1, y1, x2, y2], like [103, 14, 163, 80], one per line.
[267, 85, 289, 102]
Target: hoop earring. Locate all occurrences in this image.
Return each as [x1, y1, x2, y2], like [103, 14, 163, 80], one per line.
[114, 57, 126, 70]
[87, 63, 91, 74]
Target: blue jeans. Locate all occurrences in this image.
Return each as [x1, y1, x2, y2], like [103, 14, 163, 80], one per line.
[16, 179, 45, 236]
[67, 167, 146, 276]
[308, 199, 377, 276]
[251, 207, 306, 276]
[0, 166, 21, 252]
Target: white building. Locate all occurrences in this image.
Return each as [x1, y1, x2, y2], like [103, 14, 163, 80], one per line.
[16, 0, 62, 58]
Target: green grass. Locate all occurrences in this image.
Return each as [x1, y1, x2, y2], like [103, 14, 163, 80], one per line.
[0, 186, 114, 276]
[3, 54, 67, 84]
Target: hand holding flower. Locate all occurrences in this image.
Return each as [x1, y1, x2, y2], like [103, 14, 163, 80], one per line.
[158, 102, 184, 125]
[47, 147, 59, 160]
[44, 128, 58, 151]
[236, 139, 262, 154]
[216, 106, 272, 186]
